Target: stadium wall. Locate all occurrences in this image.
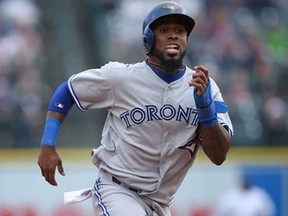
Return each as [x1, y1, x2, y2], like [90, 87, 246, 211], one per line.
[0, 148, 287, 216]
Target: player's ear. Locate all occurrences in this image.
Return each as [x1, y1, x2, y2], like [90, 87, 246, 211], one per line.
[143, 37, 148, 45]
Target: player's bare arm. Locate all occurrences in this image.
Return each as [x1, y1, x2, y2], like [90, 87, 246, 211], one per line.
[38, 80, 75, 186]
[189, 65, 231, 165]
[38, 111, 66, 186]
[200, 124, 230, 165]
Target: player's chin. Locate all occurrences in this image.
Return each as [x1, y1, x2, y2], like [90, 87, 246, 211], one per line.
[163, 53, 180, 61]
[162, 57, 183, 69]
[165, 54, 183, 64]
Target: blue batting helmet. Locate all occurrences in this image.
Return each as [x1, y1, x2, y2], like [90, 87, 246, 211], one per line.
[142, 1, 195, 54]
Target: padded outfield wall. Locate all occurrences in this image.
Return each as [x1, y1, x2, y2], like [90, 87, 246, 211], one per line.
[0, 148, 287, 216]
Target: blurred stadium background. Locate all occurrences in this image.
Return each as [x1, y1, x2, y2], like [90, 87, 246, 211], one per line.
[0, 0, 287, 215]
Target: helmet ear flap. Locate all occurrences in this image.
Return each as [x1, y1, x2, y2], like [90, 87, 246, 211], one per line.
[143, 27, 154, 55]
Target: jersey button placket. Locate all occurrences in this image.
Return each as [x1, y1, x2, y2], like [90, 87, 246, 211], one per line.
[166, 86, 172, 104]
[161, 85, 173, 149]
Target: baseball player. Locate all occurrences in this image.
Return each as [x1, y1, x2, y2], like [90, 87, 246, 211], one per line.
[38, 1, 233, 216]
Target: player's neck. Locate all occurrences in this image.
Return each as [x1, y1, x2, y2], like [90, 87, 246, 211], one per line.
[146, 58, 185, 76]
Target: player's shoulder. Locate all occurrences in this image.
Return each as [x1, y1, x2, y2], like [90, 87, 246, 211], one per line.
[100, 61, 148, 80]
[102, 61, 147, 71]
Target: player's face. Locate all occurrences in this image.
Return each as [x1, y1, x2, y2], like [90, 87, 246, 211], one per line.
[149, 17, 188, 69]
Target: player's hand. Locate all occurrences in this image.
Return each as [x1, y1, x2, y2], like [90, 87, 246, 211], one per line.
[188, 65, 209, 95]
[37, 146, 65, 186]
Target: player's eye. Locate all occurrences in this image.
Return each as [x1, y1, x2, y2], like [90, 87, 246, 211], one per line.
[159, 27, 169, 34]
[175, 27, 186, 35]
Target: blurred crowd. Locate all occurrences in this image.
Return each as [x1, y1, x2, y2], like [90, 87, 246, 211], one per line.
[0, 0, 49, 147]
[0, 0, 287, 147]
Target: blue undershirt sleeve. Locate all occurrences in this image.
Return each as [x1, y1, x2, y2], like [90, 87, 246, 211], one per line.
[41, 81, 74, 147]
[48, 80, 75, 116]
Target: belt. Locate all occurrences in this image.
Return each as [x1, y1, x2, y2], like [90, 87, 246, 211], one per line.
[112, 176, 141, 193]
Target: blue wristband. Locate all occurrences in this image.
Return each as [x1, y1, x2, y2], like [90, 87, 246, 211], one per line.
[194, 80, 212, 108]
[197, 101, 218, 128]
[41, 119, 61, 147]
[194, 80, 218, 127]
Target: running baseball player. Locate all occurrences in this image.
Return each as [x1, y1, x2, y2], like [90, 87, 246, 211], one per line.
[38, 1, 233, 216]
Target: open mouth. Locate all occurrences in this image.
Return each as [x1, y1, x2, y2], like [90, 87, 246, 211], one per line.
[166, 44, 179, 51]
[165, 44, 179, 54]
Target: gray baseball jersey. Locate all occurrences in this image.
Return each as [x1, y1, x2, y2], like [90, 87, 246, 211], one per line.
[68, 61, 233, 205]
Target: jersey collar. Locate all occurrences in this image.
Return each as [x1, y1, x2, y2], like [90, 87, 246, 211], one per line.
[146, 61, 186, 84]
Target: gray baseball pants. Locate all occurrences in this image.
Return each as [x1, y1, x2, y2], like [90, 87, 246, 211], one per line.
[92, 169, 171, 216]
